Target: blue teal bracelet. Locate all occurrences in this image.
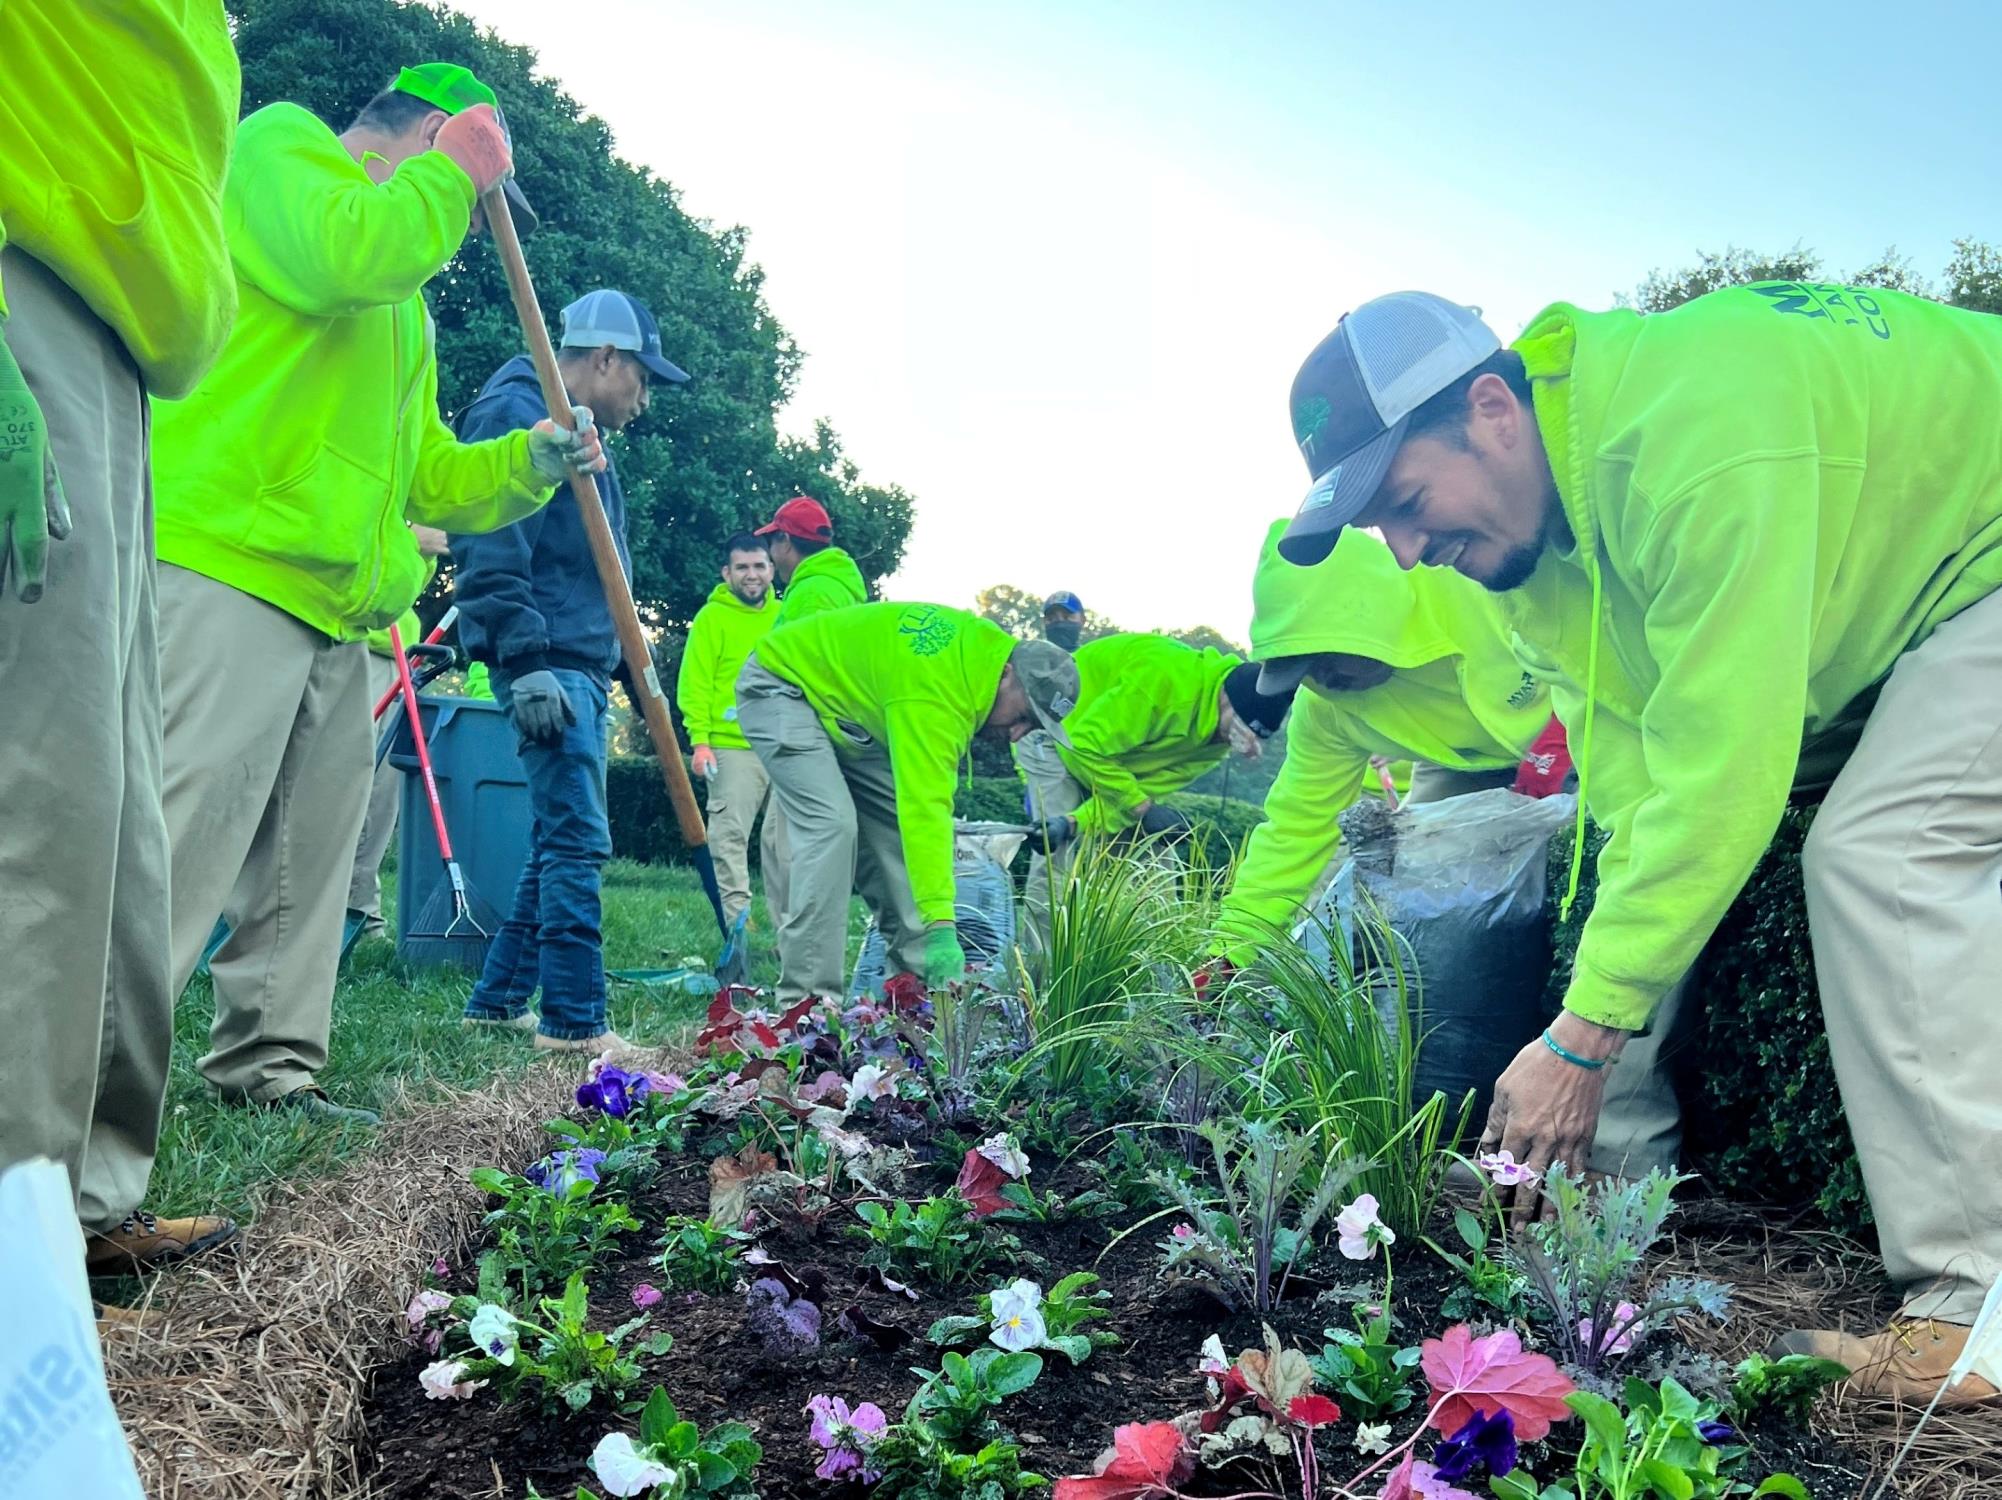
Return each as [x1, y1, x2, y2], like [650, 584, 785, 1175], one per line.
[1542, 1027, 1610, 1071]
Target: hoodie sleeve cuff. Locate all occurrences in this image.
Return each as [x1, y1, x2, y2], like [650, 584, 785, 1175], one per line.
[1561, 956, 1663, 1033]
[502, 649, 555, 677]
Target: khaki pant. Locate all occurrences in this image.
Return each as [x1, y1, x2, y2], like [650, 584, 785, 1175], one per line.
[1802, 587, 2002, 1324]
[703, 745, 781, 927]
[1415, 761, 1690, 1177]
[347, 651, 403, 924]
[1017, 730, 1083, 949]
[0, 248, 173, 1233]
[159, 565, 374, 1104]
[737, 658, 926, 1002]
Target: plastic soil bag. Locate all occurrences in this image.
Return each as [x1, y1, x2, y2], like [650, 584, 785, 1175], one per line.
[849, 823, 1027, 999]
[0, 1158, 146, 1497]
[1305, 788, 1577, 1134]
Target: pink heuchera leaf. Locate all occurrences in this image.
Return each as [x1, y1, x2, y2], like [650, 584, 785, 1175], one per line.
[1420, 1324, 1576, 1442]
[956, 1147, 1011, 1217]
[1053, 1421, 1190, 1500]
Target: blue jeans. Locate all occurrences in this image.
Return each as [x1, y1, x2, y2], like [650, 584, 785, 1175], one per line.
[464, 667, 613, 1039]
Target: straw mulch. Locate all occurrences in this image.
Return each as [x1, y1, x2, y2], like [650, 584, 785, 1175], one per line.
[102, 1047, 676, 1500]
[1662, 1200, 2002, 1500]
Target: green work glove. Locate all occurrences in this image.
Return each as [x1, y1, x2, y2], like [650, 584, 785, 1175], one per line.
[0, 323, 71, 603]
[923, 923, 967, 987]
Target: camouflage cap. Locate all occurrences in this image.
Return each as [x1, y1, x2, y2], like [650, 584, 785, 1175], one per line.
[1008, 639, 1079, 748]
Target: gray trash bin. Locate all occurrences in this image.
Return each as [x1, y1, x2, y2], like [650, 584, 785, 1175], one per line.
[390, 695, 531, 970]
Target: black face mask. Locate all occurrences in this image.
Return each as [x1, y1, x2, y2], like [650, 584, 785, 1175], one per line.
[1044, 619, 1082, 652]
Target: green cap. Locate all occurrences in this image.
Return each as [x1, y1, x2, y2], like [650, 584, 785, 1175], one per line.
[1008, 639, 1079, 748]
[392, 62, 538, 233]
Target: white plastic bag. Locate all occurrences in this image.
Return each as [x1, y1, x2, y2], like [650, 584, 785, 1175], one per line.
[848, 823, 1026, 999]
[0, 1159, 145, 1498]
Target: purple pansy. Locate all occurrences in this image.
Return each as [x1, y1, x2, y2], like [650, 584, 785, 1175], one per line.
[526, 1146, 608, 1193]
[805, 1393, 888, 1482]
[1431, 1408, 1518, 1482]
[576, 1064, 653, 1118]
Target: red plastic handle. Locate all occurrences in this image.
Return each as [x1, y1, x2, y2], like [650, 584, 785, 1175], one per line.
[389, 624, 456, 862]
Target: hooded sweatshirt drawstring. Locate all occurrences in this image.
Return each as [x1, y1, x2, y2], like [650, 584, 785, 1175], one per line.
[1560, 561, 1603, 922]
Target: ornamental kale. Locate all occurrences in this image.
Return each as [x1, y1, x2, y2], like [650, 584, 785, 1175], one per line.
[743, 1277, 822, 1358]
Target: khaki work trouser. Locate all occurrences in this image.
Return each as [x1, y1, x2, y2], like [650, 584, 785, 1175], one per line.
[1802, 587, 2002, 1324]
[347, 652, 403, 924]
[0, 248, 174, 1233]
[737, 658, 927, 1002]
[159, 565, 374, 1104]
[1017, 730, 1084, 951]
[703, 745, 782, 928]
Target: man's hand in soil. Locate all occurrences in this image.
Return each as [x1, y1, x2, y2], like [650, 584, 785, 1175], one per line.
[1480, 1011, 1626, 1232]
[0, 325, 70, 603]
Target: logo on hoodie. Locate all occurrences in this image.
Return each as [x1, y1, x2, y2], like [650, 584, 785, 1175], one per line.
[896, 605, 957, 658]
[1506, 671, 1540, 709]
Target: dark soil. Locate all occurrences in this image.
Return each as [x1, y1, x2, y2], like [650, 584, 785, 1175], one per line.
[362, 1115, 1873, 1500]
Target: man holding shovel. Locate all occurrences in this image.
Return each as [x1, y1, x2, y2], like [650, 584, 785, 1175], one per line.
[1275, 284, 2002, 1399]
[0, 0, 243, 1299]
[149, 64, 606, 1125]
[453, 288, 688, 1051]
[739, 601, 1079, 1003]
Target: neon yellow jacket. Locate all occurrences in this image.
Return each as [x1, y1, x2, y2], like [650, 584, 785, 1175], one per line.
[152, 103, 551, 642]
[1216, 524, 1547, 962]
[1510, 284, 2002, 1031]
[1036, 633, 1237, 835]
[755, 602, 1016, 924]
[774, 547, 867, 627]
[677, 581, 778, 751]
[0, 1, 238, 397]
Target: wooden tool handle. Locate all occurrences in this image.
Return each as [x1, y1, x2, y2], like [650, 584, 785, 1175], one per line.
[483, 186, 709, 850]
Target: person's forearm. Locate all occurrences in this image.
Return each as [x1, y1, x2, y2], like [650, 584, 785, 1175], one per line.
[1546, 1010, 1629, 1063]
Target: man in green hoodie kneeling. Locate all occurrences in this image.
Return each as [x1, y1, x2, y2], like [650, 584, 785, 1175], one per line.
[1275, 284, 2002, 1400]
[738, 602, 1078, 1003]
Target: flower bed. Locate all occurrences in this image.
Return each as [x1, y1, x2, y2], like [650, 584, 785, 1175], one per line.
[362, 961, 1871, 1499]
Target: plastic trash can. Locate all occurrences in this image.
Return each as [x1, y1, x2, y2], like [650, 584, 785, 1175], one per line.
[390, 695, 531, 970]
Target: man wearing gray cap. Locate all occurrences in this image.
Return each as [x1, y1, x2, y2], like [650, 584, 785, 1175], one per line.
[452, 289, 689, 1051]
[1272, 282, 2002, 1399]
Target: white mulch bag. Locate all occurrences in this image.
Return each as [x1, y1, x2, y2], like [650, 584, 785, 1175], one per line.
[0, 1159, 145, 1497]
[848, 822, 1027, 999]
[1302, 787, 1577, 1131]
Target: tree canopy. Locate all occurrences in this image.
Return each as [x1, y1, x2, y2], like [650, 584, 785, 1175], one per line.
[227, 0, 913, 630]
[972, 582, 1245, 656]
[1629, 238, 1999, 316]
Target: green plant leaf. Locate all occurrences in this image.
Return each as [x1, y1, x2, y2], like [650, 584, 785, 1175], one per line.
[694, 1451, 737, 1491]
[1751, 1480, 1809, 1500]
[640, 1387, 678, 1449]
[547, 1119, 586, 1141]
[560, 1379, 595, 1413]
[1638, 1458, 1695, 1500]
[1455, 1206, 1489, 1252]
[641, 1331, 676, 1357]
[1046, 1334, 1093, 1365]
[665, 1419, 700, 1459]
[1569, 1391, 1629, 1459]
[470, 1166, 513, 1195]
[985, 1350, 1044, 1397]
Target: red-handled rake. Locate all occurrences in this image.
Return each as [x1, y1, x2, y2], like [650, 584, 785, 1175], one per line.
[390, 622, 501, 968]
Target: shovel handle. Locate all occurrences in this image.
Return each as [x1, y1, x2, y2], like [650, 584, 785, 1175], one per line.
[481, 186, 709, 852]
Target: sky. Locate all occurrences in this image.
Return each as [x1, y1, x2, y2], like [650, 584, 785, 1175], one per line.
[457, 0, 1998, 640]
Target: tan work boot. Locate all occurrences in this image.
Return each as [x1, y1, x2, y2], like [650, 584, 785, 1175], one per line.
[85, 1211, 238, 1273]
[534, 1029, 628, 1055]
[462, 1010, 537, 1032]
[94, 1301, 156, 1337]
[1771, 1319, 2000, 1406]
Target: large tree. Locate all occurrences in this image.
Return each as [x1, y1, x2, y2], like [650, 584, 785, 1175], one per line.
[1629, 238, 1999, 316]
[227, 0, 913, 630]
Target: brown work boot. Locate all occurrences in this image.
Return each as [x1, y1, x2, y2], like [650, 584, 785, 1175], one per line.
[1771, 1319, 2001, 1406]
[94, 1301, 156, 1337]
[85, 1211, 239, 1273]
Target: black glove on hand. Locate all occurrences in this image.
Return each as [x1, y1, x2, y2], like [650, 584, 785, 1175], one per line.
[508, 669, 576, 744]
[1040, 814, 1078, 850]
[1138, 802, 1192, 837]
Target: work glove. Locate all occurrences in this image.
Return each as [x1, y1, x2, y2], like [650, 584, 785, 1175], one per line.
[1137, 802, 1191, 838]
[528, 404, 608, 482]
[1191, 956, 1237, 1004]
[433, 103, 513, 195]
[923, 923, 967, 988]
[1513, 716, 1575, 799]
[507, 669, 576, 744]
[0, 325, 70, 603]
[691, 745, 718, 778]
[1038, 814, 1077, 851]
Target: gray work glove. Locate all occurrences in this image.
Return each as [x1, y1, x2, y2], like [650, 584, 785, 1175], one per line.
[1138, 802, 1192, 838]
[507, 669, 576, 744]
[0, 324, 70, 602]
[1039, 814, 1078, 851]
[526, 403, 607, 483]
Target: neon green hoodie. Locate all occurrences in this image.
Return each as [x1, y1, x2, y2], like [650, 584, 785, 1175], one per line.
[755, 602, 1016, 924]
[1509, 284, 2002, 1031]
[774, 546, 867, 627]
[1036, 633, 1238, 835]
[677, 581, 778, 751]
[0, 1, 238, 398]
[151, 102, 551, 643]
[1216, 524, 1547, 961]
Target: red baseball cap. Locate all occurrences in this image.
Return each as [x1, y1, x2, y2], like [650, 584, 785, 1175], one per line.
[756, 496, 834, 542]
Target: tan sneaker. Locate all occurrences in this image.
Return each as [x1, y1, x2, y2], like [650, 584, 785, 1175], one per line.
[85, 1211, 238, 1273]
[1771, 1319, 2001, 1406]
[534, 1029, 628, 1055]
[461, 1011, 537, 1032]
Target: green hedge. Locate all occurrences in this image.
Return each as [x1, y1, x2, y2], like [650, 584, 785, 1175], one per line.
[1549, 804, 1870, 1235]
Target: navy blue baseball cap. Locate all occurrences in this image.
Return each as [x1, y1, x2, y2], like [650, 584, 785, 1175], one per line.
[559, 289, 690, 383]
[1042, 590, 1084, 616]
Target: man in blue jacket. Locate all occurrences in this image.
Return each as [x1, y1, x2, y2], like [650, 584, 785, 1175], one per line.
[451, 288, 688, 1051]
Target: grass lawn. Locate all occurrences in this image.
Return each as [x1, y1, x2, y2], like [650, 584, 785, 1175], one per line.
[144, 859, 859, 1228]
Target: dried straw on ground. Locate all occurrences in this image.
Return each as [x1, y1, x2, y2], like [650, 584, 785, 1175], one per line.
[104, 1043, 683, 1500]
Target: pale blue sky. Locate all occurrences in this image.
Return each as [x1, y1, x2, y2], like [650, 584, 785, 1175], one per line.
[461, 0, 1999, 636]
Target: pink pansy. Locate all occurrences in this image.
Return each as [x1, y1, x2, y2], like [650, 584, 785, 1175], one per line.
[1171, 1223, 1196, 1240]
[418, 1359, 486, 1400]
[405, 1289, 452, 1330]
[1578, 1301, 1643, 1357]
[631, 1283, 664, 1310]
[1378, 1453, 1481, 1500]
[1476, 1150, 1541, 1189]
[1335, 1193, 1396, 1261]
[976, 1132, 1030, 1179]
